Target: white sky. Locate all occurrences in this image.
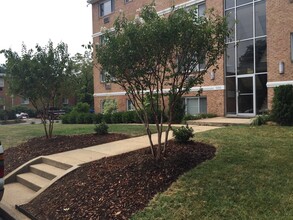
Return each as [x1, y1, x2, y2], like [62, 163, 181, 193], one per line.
[0, 0, 92, 64]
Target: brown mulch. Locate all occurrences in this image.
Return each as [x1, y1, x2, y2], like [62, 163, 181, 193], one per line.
[18, 139, 216, 220]
[4, 133, 130, 175]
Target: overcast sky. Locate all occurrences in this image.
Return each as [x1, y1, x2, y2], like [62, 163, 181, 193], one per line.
[0, 0, 92, 64]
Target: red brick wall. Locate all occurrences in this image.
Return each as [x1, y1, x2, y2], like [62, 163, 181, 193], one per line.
[267, 0, 293, 108]
[91, 0, 226, 115]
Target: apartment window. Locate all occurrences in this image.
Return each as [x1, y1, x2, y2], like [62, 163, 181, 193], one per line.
[185, 97, 207, 115]
[99, 0, 114, 17]
[63, 98, 69, 105]
[124, 0, 133, 3]
[21, 98, 29, 105]
[185, 3, 206, 17]
[127, 100, 135, 111]
[291, 33, 293, 62]
[100, 70, 109, 82]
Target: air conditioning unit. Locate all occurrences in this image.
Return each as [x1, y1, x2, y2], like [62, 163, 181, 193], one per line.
[105, 83, 111, 90]
[104, 17, 110, 24]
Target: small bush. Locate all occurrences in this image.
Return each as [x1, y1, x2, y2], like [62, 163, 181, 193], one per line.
[271, 85, 293, 126]
[251, 114, 271, 126]
[84, 113, 94, 124]
[111, 112, 123, 123]
[94, 113, 104, 124]
[94, 122, 109, 135]
[182, 113, 217, 122]
[173, 125, 194, 143]
[103, 113, 112, 124]
[72, 102, 90, 114]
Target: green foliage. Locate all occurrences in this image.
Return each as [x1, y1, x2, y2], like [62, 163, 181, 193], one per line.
[102, 99, 117, 114]
[71, 49, 94, 108]
[72, 102, 90, 114]
[271, 85, 293, 126]
[12, 105, 37, 117]
[172, 125, 195, 143]
[103, 113, 112, 124]
[251, 114, 271, 126]
[111, 112, 123, 124]
[96, 4, 229, 160]
[169, 95, 185, 123]
[94, 113, 104, 124]
[1, 40, 73, 138]
[94, 122, 109, 135]
[183, 113, 217, 122]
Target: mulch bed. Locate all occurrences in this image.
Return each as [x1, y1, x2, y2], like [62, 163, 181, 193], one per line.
[18, 139, 216, 219]
[4, 133, 130, 175]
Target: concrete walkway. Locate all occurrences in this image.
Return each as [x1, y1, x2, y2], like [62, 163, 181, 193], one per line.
[46, 125, 220, 166]
[1, 124, 220, 219]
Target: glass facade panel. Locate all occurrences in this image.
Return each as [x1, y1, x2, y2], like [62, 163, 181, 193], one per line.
[255, 1, 266, 36]
[237, 40, 254, 74]
[255, 38, 267, 73]
[255, 74, 268, 113]
[226, 77, 236, 114]
[225, 0, 235, 9]
[237, 5, 253, 40]
[226, 43, 236, 76]
[237, 0, 252, 6]
[226, 10, 235, 42]
[238, 77, 253, 113]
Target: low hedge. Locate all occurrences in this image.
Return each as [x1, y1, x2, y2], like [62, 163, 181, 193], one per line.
[61, 110, 168, 124]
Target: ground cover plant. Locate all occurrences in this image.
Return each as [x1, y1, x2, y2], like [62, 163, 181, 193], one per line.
[133, 125, 293, 219]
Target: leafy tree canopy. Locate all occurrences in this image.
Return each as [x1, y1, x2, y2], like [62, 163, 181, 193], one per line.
[96, 4, 230, 160]
[1, 40, 73, 138]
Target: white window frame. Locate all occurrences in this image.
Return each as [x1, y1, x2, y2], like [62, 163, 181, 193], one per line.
[99, 0, 114, 17]
[63, 98, 69, 105]
[127, 100, 135, 111]
[124, 0, 133, 4]
[184, 96, 207, 115]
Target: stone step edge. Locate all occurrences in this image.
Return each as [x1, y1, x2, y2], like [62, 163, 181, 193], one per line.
[16, 173, 49, 192]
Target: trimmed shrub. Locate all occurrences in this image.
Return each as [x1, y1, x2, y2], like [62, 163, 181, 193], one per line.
[72, 102, 90, 114]
[251, 114, 271, 126]
[94, 122, 109, 135]
[173, 125, 194, 143]
[183, 113, 217, 122]
[111, 112, 123, 124]
[103, 113, 112, 124]
[84, 113, 94, 124]
[271, 85, 293, 126]
[94, 113, 104, 124]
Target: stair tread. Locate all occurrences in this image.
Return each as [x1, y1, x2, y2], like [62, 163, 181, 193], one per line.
[30, 163, 66, 177]
[17, 172, 51, 188]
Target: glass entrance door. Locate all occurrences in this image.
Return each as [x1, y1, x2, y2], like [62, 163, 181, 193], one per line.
[237, 76, 254, 115]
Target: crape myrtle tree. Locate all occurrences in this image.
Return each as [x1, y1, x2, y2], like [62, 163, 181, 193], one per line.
[1, 41, 73, 138]
[97, 5, 230, 161]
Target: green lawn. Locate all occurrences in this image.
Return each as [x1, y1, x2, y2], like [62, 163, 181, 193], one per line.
[133, 125, 293, 219]
[0, 123, 156, 149]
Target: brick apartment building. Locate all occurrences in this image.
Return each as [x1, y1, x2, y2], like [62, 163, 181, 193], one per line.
[88, 0, 293, 117]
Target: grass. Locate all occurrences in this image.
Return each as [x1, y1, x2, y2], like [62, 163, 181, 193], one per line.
[132, 125, 293, 219]
[0, 123, 159, 149]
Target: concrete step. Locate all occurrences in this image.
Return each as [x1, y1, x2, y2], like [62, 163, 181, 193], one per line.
[16, 173, 51, 192]
[42, 157, 72, 170]
[30, 163, 66, 180]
